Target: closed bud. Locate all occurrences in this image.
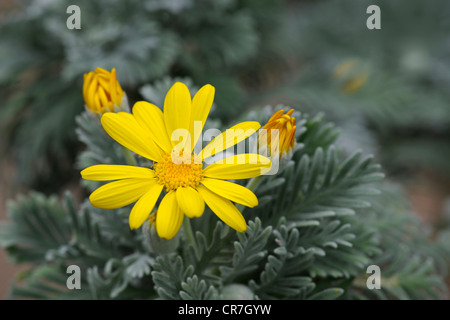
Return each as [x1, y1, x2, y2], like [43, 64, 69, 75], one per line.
[83, 67, 129, 116]
[257, 109, 297, 174]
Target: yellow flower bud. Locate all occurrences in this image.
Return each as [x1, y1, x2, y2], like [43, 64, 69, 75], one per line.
[255, 108, 297, 175]
[259, 109, 296, 159]
[82, 67, 127, 116]
[333, 59, 369, 94]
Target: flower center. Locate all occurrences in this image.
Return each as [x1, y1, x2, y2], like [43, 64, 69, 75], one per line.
[153, 152, 203, 192]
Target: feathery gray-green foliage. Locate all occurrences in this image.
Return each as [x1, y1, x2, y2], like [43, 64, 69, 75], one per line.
[1, 80, 449, 300]
[1, 0, 450, 301]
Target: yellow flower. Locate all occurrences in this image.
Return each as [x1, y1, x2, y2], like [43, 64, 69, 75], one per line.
[333, 60, 356, 78]
[83, 67, 127, 115]
[333, 59, 368, 93]
[258, 109, 296, 159]
[81, 82, 271, 239]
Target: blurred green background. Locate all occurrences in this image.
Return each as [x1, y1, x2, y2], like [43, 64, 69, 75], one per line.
[1, 0, 450, 298]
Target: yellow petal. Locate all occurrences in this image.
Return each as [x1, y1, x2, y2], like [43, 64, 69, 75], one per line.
[197, 185, 247, 232]
[132, 101, 172, 153]
[164, 82, 191, 148]
[189, 84, 215, 152]
[86, 76, 98, 110]
[203, 154, 271, 179]
[156, 191, 184, 239]
[81, 164, 155, 181]
[89, 179, 157, 209]
[83, 72, 94, 102]
[129, 183, 164, 230]
[101, 112, 164, 162]
[94, 94, 102, 113]
[95, 67, 109, 75]
[98, 86, 109, 109]
[201, 121, 260, 159]
[201, 178, 258, 207]
[176, 187, 205, 218]
[97, 77, 110, 93]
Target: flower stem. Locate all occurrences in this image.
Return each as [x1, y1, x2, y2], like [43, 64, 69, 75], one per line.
[183, 216, 200, 259]
[122, 146, 137, 166]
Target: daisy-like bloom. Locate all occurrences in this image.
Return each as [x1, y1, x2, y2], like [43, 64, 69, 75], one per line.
[83, 67, 128, 116]
[81, 82, 271, 239]
[258, 109, 296, 160]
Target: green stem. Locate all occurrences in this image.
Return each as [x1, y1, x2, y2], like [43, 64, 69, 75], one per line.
[122, 146, 137, 166]
[183, 216, 200, 259]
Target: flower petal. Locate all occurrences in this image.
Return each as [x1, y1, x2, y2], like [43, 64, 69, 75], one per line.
[201, 121, 260, 159]
[86, 76, 99, 111]
[203, 154, 271, 179]
[83, 72, 94, 103]
[197, 185, 247, 232]
[89, 179, 157, 209]
[201, 178, 258, 207]
[156, 191, 184, 239]
[176, 187, 205, 218]
[101, 112, 164, 161]
[129, 183, 164, 230]
[132, 101, 172, 153]
[109, 68, 119, 106]
[189, 84, 215, 152]
[81, 164, 155, 181]
[164, 82, 191, 148]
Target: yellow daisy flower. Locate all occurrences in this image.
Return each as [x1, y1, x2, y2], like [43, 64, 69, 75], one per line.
[83, 67, 127, 115]
[81, 82, 270, 239]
